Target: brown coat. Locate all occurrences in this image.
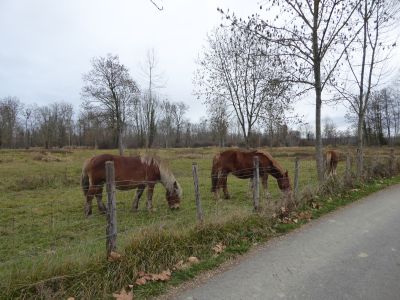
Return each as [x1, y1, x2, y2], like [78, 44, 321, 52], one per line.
[81, 154, 181, 216]
[211, 149, 291, 199]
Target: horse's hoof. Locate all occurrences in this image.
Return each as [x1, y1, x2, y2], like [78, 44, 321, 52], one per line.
[224, 195, 231, 200]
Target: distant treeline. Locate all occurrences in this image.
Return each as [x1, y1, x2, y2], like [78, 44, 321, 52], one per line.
[1, 86, 400, 149]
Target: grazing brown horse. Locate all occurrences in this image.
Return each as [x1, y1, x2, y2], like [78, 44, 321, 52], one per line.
[81, 154, 182, 216]
[325, 150, 339, 177]
[211, 149, 291, 199]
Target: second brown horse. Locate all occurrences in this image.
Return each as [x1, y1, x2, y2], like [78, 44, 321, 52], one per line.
[211, 149, 291, 199]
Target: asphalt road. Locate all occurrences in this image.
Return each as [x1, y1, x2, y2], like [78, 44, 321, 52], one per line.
[176, 184, 400, 300]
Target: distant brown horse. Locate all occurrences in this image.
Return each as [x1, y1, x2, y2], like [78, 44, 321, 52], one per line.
[325, 150, 339, 177]
[81, 154, 182, 216]
[211, 149, 291, 199]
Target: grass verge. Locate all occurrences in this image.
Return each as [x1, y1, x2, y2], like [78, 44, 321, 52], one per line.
[4, 174, 400, 299]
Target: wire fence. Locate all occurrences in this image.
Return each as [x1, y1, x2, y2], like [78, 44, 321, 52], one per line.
[0, 149, 398, 283]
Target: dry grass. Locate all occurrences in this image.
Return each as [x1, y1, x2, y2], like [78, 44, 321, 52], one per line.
[0, 146, 399, 299]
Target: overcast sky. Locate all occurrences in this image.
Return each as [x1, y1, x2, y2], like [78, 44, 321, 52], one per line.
[1, 0, 399, 131]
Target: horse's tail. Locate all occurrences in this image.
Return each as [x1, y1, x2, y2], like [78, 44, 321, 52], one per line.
[81, 159, 90, 197]
[325, 151, 333, 175]
[211, 154, 220, 192]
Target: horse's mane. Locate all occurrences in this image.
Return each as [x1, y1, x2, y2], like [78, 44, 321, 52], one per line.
[255, 150, 286, 176]
[140, 154, 182, 196]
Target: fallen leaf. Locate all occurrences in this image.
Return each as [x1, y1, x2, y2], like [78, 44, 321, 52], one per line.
[311, 202, 321, 209]
[293, 218, 298, 224]
[212, 242, 226, 254]
[112, 288, 133, 300]
[187, 256, 200, 264]
[135, 277, 147, 286]
[108, 251, 122, 262]
[151, 270, 171, 281]
[173, 260, 186, 270]
[67, 298, 75, 300]
[298, 211, 312, 221]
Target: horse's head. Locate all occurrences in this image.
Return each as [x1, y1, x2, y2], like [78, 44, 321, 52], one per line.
[166, 181, 182, 210]
[278, 170, 291, 192]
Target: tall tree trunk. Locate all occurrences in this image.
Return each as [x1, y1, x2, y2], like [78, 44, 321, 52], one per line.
[356, 114, 364, 179]
[313, 0, 324, 182]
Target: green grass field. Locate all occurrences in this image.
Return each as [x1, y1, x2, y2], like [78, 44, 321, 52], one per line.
[0, 146, 394, 296]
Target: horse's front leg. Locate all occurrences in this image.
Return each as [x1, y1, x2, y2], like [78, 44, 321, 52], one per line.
[262, 174, 270, 198]
[221, 174, 230, 199]
[132, 184, 146, 212]
[95, 186, 106, 214]
[146, 183, 155, 211]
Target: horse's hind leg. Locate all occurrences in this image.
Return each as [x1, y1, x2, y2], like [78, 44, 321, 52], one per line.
[95, 186, 106, 214]
[146, 184, 155, 211]
[132, 184, 145, 212]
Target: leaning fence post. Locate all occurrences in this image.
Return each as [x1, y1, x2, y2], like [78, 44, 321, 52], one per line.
[294, 157, 300, 198]
[390, 149, 395, 176]
[192, 162, 204, 224]
[106, 161, 117, 257]
[253, 156, 260, 212]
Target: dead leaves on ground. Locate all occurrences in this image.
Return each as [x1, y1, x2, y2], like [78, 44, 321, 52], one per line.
[112, 269, 172, 299]
[134, 269, 171, 286]
[112, 288, 134, 300]
[173, 256, 200, 271]
[108, 251, 122, 262]
[212, 242, 226, 255]
[274, 208, 313, 224]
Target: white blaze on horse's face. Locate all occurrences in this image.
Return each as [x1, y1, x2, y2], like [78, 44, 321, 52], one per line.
[278, 170, 291, 191]
[166, 181, 181, 209]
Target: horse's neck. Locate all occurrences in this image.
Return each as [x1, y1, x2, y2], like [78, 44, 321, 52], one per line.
[268, 164, 284, 179]
[159, 169, 174, 192]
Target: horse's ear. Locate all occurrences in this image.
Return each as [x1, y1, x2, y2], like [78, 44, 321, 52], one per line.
[173, 181, 178, 189]
[285, 170, 288, 177]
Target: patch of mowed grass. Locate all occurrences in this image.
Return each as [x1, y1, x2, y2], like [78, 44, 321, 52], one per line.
[0, 147, 399, 299]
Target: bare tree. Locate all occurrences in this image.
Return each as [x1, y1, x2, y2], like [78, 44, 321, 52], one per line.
[141, 49, 164, 148]
[158, 99, 174, 148]
[82, 54, 139, 155]
[0, 96, 21, 148]
[333, 0, 399, 177]
[323, 117, 338, 146]
[223, 0, 363, 180]
[21, 104, 33, 149]
[171, 101, 188, 147]
[194, 27, 291, 147]
[208, 98, 229, 147]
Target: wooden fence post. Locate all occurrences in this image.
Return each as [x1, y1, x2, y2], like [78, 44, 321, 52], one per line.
[345, 154, 351, 182]
[106, 161, 117, 257]
[253, 156, 260, 212]
[294, 157, 300, 198]
[192, 162, 204, 224]
[390, 149, 395, 175]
